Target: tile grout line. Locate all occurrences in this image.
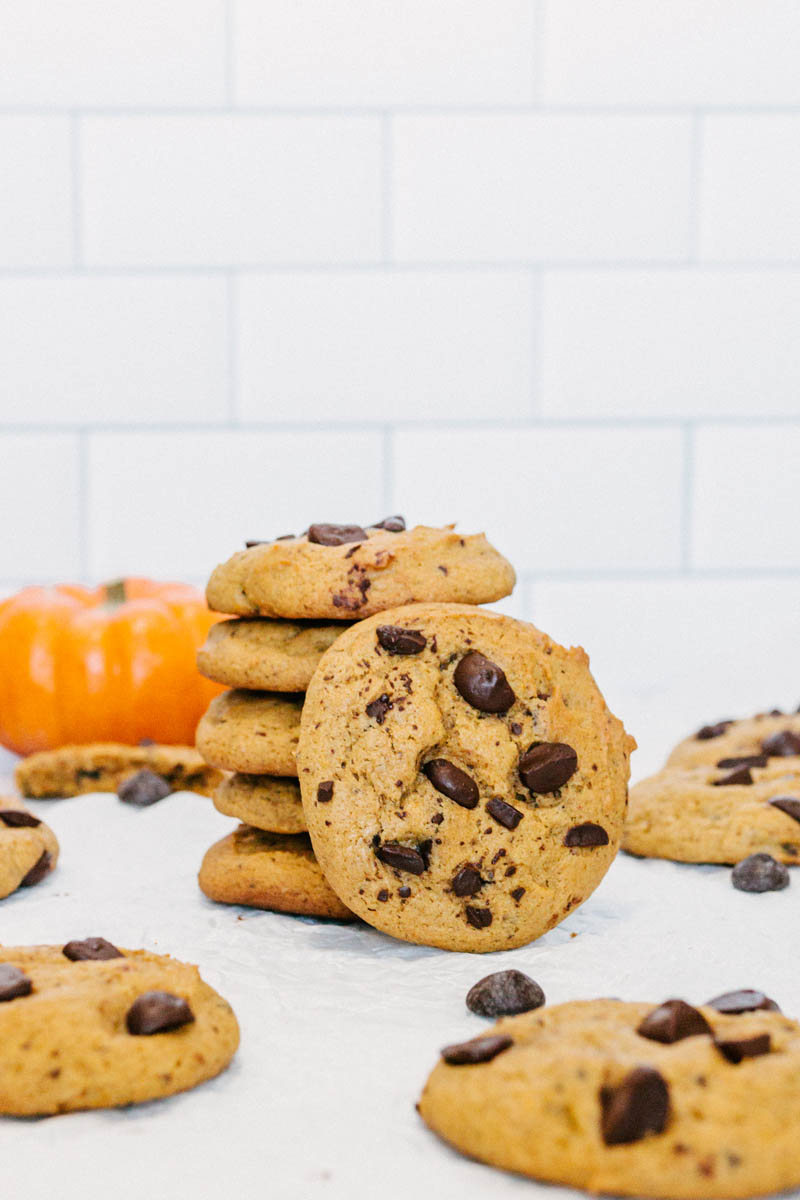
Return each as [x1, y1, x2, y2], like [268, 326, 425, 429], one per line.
[5, 104, 800, 117]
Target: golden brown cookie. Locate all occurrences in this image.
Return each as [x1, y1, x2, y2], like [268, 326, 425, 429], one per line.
[198, 825, 353, 919]
[0, 943, 239, 1115]
[667, 711, 800, 771]
[197, 617, 348, 692]
[206, 521, 515, 620]
[16, 743, 221, 799]
[297, 604, 634, 952]
[419, 996, 800, 1198]
[213, 773, 306, 834]
[195, 690, 302, 776]
[0, 799, 59, 899]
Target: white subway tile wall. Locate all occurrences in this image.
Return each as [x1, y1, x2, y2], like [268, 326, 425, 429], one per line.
[1, 1, 799, 776]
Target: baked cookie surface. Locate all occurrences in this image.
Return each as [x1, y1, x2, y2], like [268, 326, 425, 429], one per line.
[418, 996, 800, 1199]
[213, 773, 306, 834]
[197, 617, 348, 692]
[0, 799, 59, 899]
[198, 825, 352, 919]
[667, 711, 800, 771]
[195, 690, 302, 776]
[0, 944, 239, 1115]
[16, 742, 221, 799]
[297, 604, 633, 952]
[206, 522, 515, 620]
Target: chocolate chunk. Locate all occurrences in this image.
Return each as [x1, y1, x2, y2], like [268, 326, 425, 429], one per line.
[600, 1066, 670, 1145]
[519, 742, 578, 793]
[441, 1034, 513, 1065]
[732, 853, 790, 893]
[638, 999, 712, 1044]
[63, 937, 124, 961]
[486, 797, 523, 830]
[715, 1033, 771, 1064]
[366, 694, 392, 723]
[0, 964, 33, 1002]
[465, 905, 493, 929]
[20, 850, 51, 886]
[317, 781, 334, 804]
[377, 889, 389, 902]
[375, 842, 427, 875]
[423, 760, 479, 809]
[510, 886, 525, 902]
[245, 539, 268, 547]
[398, 886, 411, 898]
[564, 823, 609, 848]
[453, 652, 515, 713]
[706, 989, 780, 1014]
[372, 515, 406, 532]
[716, 755, 768, 769]
[713, 765, 753, 786]
[696, 720, 733, 740]
[117, 768, 171, 807]
[769, 796, 800, 824]
[307, 523, 367, 546]
[126, 991, 194, 1035]
[376, 625, 427, 655]
[466, 970, 545, 1018]
[452, 865, 483, 897]
[762, 729, 800, 757]
[0, 809, 41, 828]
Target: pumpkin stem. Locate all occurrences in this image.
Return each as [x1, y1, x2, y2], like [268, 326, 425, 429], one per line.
[104, 579, 127, 605]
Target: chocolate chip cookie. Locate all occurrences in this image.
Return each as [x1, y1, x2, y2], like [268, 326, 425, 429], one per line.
[195, 690, 303, 776]
[213, 773, 306, 834]
[297, 604, 634, 952]
[667, 711, 800, 771]
[197, 617, 349, 692]
[16, 742, 221, 799]
[0, 800, 59, 899]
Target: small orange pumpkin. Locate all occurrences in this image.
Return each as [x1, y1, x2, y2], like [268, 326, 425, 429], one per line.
[0, 579, 225, 756]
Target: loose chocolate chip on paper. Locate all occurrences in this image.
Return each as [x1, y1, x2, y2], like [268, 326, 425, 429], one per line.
[716, 755, 768, 769]
[423, 760, 479, 809]
[317, 781, 334, 804]
[441, 1034, 513, 1065]
[466, 970, 545, 1018]
[486, 797, 523, 830]
[126, 991, 195, 1036]
[366, 694, 392, 724]
[465, 905, 493, 929]
[372, 515, 406, 532]
[769, 796, 800, 824]
[762, 730, 800, 757]
[696, 720, 733, 740]
[638, 999, 712, 1044]
[0, 809, 41, 828]
[20, 850, 51, 887]
[519, 742, 578, 793]
[452, 865, 483, 897]
[600, 1066, 670, 1145]
[0, 964, 33, 1002]
[62, 937, 124, 962]
[715, 1033, 771, 1064]
[706, 989, 780, 1014]
[117, 768, 172, 807]
[453, 651, 515, 713]
[376, 625, 427, 655]
[713, 765, 754, 786]
[564, 823, 609, 848]
[732, 853, 790, 893]
[375, 842, 427, 875]
[307, 523, 367, 546]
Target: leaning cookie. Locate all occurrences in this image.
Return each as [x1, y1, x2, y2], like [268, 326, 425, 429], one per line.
[667, 711, 800, 770]
[206, 519, 515, 620]
[0, 942, 239, 1114]
[213, 773, 306, 834]
[16, 742, 222, 799]
[196, 690, 302, 776]
[624, 760, 800, 865]
[0, 799, 59, 899]
[198, 825, 353, 920]
[418, 996, 800, 1199]
[197, 617, 348, 692]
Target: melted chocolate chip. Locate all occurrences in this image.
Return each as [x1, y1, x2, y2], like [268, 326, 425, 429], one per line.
[452, 866, 483, 897]
[245, 539, 268, 547]
[117, 768, 171, 807]
[706, 989, 780, 1014]
[769, 796, 800, 824]
[317, 781, 334, 804]
[600, 1066, 670, 1145]
[713, 765, 754, 786]
[0, 809, 41, 828]
[441, 1034, 513, 1065]
[519, 742, 578, 793]
[423, 760, 479, 809]
[716, 755, 768, 769]
[376, 625, 427, 655]
[638, 999, 712, 1044]
[372, 515, 406, 532]
[564, 823, 609, 848]
[20, 850, 51, 886]
[366, 694, 392, 724]
[762, 729, 800, 757]
[466, 970, 545, 1017]
[375, 842, 427, 875]
[486, 797, 523, 830]
[732, 853, 790, 893]
[63, 937, 124, 962]
[307, 523, 367, 546]
[465, 905, 493, 929]
[453, 652, 515, 713]
[126, 991, 195, 1035]
[715, 1033, 771, 1064]
[0, 964, 32, 1002]
[696, 720, 733, 740]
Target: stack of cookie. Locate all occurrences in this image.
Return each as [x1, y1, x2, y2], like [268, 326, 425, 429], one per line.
[195, 518, 516, 921]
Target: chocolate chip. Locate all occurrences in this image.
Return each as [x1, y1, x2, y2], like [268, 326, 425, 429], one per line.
[713, 765, 753, 786]
[637, 999, 712, 1044]
[126, 991, 195, 1035]
[0, 964, 33, 1002]
[510, 886, 525, 901]
[20, 850, 51, 886]
[372, 515, 406, 532]
[375, 842, 427, 875]
[423, 760, 479, 809]
[510, 722, 522, 736]
[117, 768, 171, 807]
[0, 809, 41, 828]
[769, 796, 800, 824]
[486, 797, 523, 830]
[600, 1066, 670, 1145]
[453, 651, 515, 713]
[466, 970, 545, 1017]
[715, 1033, 771, 1064]
[452, 865, 483, 897]
[307, 523, 367, 546]
[564, 823, 609, 848]
[62, 937, 124, 962]
[377, 889, 389, 902]
[762, 729, 800, 757]
[376, 624, 427, 655]
[519, 742, 578, 793]
[732, 853, 790, 893]
[366, 694, 392, 723]
[441, 1034, 513, 1065]
[706, 989, 780, 1014]
[696, 720, 733, 740]
[430, 812, 444, 825]
[398, 886, 411, 898]
[317, 781, 334, 804]
[245, 539, 269, 547]
[465, 905, 492, 929]
[716, 755, 768, 769]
